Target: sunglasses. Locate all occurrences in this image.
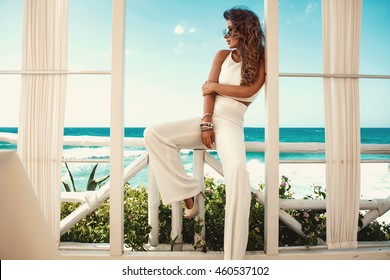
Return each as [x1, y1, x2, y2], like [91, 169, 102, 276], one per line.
[222, 26, 234, 38]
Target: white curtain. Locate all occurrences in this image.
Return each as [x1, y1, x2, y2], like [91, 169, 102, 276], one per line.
[18, 0, 68, 242]
[322, 0, 362, 249]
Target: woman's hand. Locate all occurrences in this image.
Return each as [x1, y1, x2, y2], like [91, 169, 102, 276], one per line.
[201, 129, 215, 149]
[202, 81, 216, 96]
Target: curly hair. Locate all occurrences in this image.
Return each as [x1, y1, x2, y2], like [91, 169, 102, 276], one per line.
[223, 7, 265, 86]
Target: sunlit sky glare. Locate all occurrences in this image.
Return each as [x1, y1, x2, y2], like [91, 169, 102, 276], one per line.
[0, 0, 389, 127]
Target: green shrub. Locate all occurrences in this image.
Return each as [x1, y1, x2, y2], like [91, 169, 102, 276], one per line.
[61, 176, 390, 251]
[123, 184, 151, 251]
[61, 200, 110, 243]
[358, 213, 390, 241]
[278, 182, 327, 247]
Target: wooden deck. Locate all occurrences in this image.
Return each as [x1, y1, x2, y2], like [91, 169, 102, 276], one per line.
[59, 241, 390, 260]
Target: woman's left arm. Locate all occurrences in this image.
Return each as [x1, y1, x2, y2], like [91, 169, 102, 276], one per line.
[202, 59, 265, 99]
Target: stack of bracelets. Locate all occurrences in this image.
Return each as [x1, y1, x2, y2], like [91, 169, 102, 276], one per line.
[200, 113, 213, 131]
[200, 121, 213, 131]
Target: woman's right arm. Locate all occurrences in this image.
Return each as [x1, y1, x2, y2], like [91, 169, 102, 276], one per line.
[201, 50, 230, 148]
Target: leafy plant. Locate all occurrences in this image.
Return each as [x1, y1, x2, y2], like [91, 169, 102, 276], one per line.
[193, 218, 207, 253]
[123, 183, 151, 251]
[61, 199, 110, 243]
[203, 177, 226, 251]
[60, 176, 390, 252]
[62, 162, 110, 192]
[358, 212, 390, 241]
[62, 161, 76, 192]
[276, 178, 327, 247]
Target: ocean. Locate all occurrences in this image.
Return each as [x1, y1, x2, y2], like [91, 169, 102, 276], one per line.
[1, 127, 389, 222]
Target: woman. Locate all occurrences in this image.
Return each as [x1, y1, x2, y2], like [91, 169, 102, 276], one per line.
[144, 6, 265, 260]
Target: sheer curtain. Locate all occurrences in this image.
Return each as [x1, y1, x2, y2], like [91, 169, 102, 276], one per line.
[322, 0, 362, 249]
[18, 0, 68, 242]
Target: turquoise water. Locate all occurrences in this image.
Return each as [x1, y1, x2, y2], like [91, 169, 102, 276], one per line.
[1, 127, 389, 193]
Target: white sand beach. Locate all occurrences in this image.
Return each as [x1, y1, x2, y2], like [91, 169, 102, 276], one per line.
[204, 161, 390, 223]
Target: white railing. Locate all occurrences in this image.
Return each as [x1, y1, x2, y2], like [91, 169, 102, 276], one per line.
[1, 133, 390, 250]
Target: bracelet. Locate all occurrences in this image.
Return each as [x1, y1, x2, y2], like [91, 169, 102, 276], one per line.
[200, 121, 213, 127]
[200, 122, 214, 131]
[201, 126, 213, 131]
[202, 113, 212, 120]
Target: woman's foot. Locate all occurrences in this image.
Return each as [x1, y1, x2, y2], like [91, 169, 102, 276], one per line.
[184, 197, 194, 210]
[184, 192, 203, 219]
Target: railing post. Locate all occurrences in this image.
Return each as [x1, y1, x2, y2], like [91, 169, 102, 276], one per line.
[193, 149, 206, 243]
[264, 0, 280, 255]
[109, 0, 126, 256]
[171, 202, 183, 250]
[147, 163, 160, 247]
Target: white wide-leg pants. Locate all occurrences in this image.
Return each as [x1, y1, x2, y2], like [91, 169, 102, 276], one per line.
[144, 96, 251, 260]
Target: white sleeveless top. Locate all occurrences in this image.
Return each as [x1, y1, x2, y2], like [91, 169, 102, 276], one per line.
[218, 51, 260, 103]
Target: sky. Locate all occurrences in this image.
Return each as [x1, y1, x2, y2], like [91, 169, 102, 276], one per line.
[0, 0, 389, 128]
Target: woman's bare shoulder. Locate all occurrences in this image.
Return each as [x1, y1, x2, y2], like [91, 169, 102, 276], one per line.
[215, 49, 231, 59]
[212, 49, 231, 65]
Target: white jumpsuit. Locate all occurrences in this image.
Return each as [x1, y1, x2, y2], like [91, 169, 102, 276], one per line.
[144, 51, 259, 259]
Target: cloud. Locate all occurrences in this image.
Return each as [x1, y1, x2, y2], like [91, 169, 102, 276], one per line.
[174, 24, 197, 34]
[174, 24, 185, 34]
[305, 2, 318, 14]
[296, 2, 319, 22]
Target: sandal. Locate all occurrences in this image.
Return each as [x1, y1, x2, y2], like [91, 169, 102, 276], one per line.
[184, 192, 204, 219]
